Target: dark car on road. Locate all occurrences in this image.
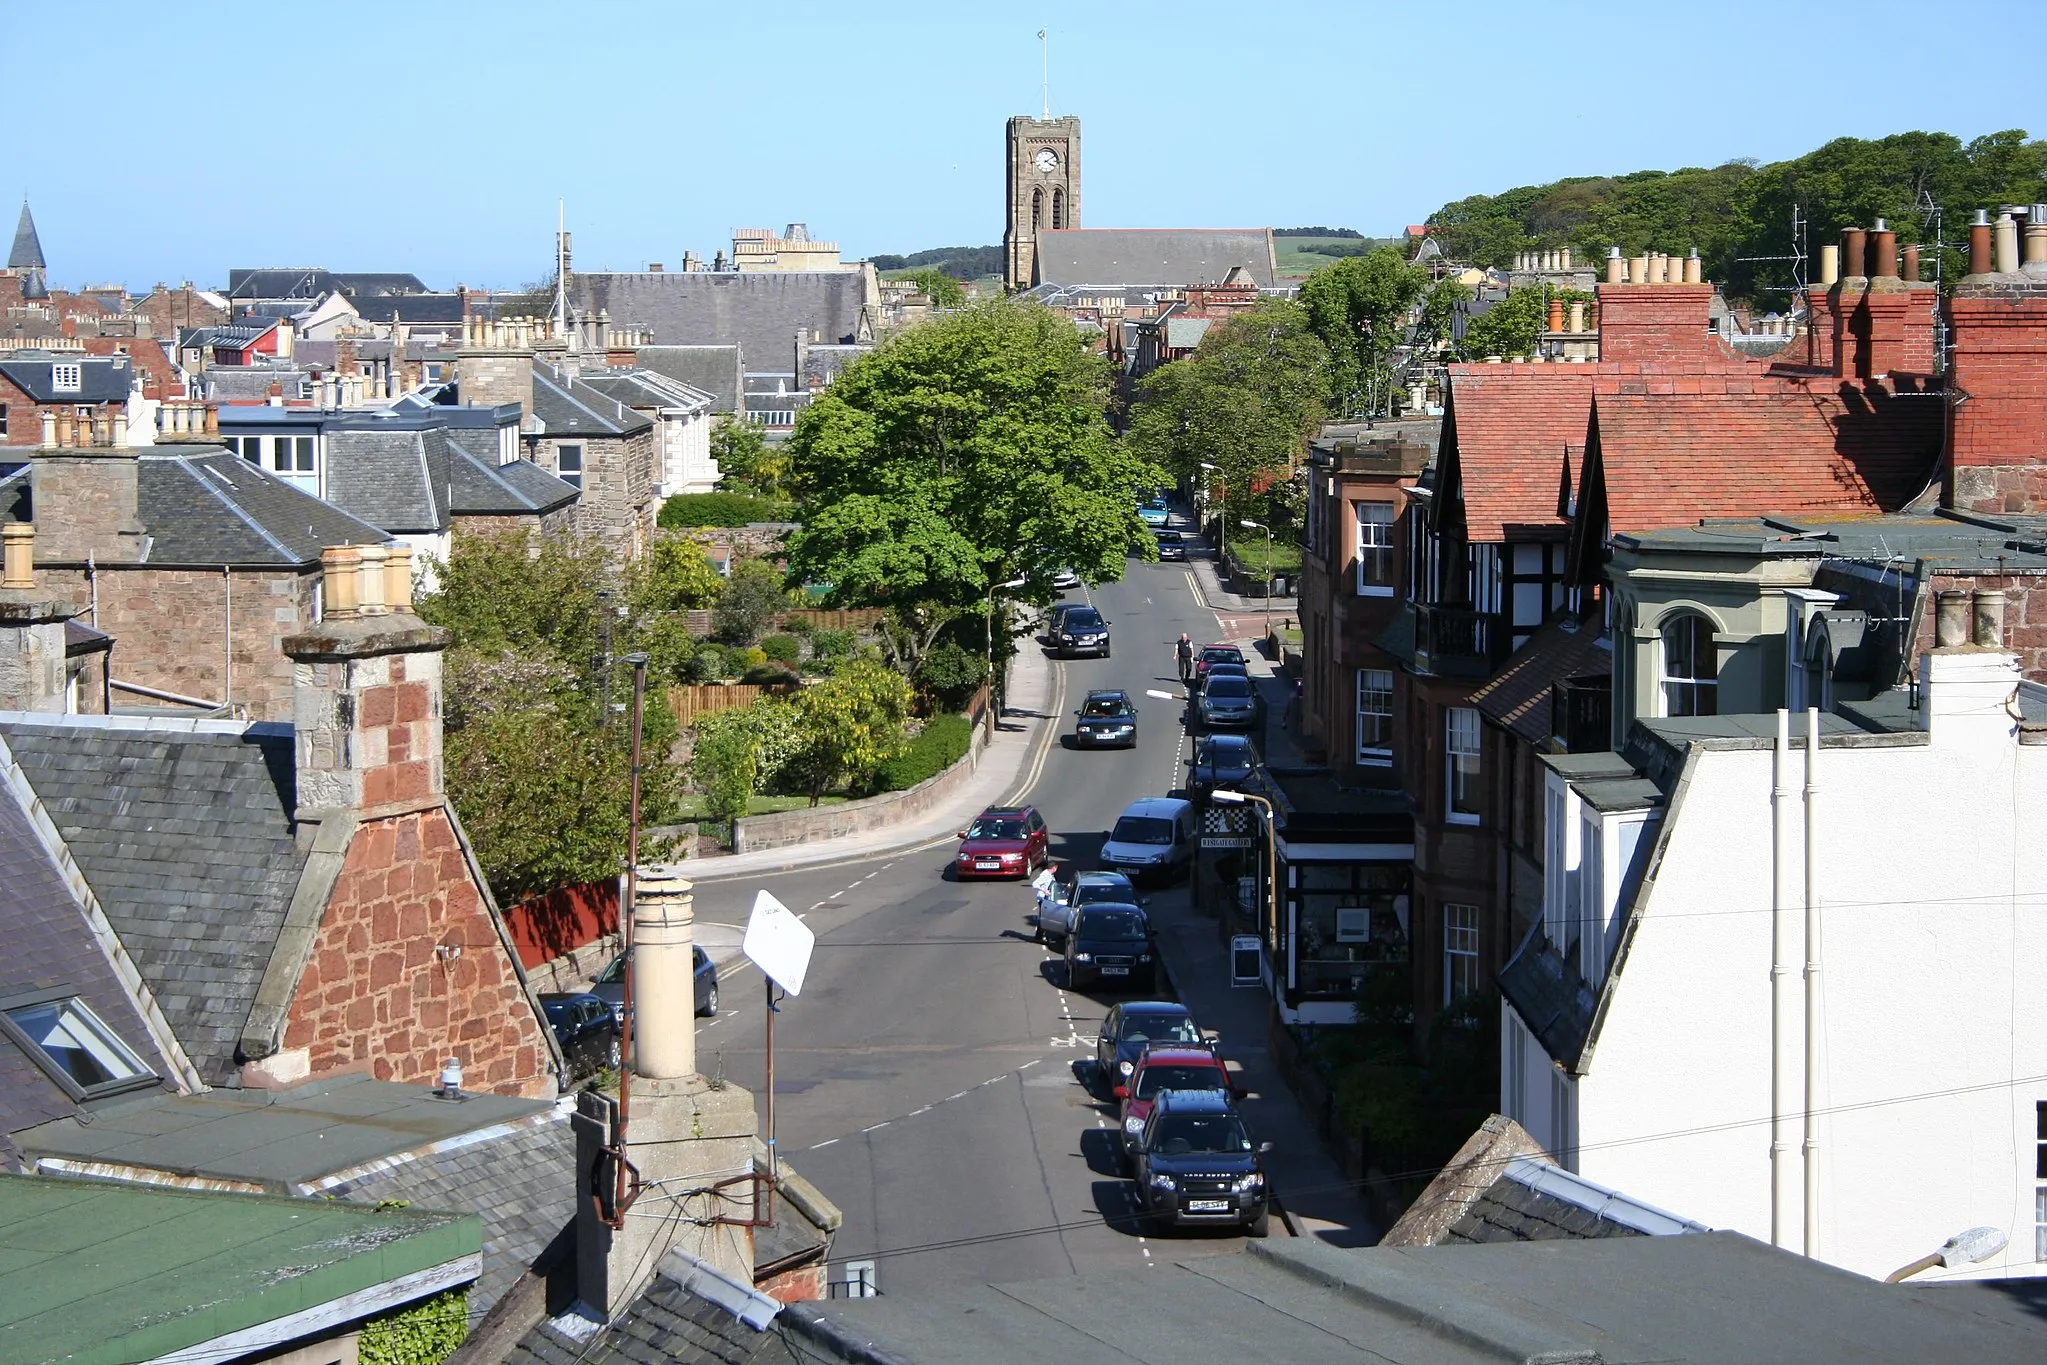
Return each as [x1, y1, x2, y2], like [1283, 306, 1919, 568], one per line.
[954, 804, 1050, 879]
[541, 992, 620, 1077]
[1065, 904, 1156, 992]
[1193, 644, 1245, 681]
[1117, 1044, 1236, 1155]
[1049, 605, 1111, 658]
[1188, 734, 1257, 798]
[1073, 689, 1138, 749]
[1152, 528, 1186, 561]
[1196, 674, 1262, 732]
[592, 946, 720, 1027]
[1034, 867, 1139, 948]
[1095, 1000, 1203, 1090]
[1133, 1088, 1271, 1236]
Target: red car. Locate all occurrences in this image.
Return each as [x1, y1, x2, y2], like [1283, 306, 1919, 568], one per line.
[1116, 1044, 1237, 1154]
[1193, 644, 1246, 681]
[953, 804, 1050, 879]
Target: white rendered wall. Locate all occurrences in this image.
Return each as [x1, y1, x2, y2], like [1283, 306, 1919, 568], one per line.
[662, 408, 717, 495]
[1571, 654, 2046, 1281]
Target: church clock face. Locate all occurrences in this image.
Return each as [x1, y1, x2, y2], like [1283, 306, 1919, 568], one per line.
[1034, 148, 1059, 174]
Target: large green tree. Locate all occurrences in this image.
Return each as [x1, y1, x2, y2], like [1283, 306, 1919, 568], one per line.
[1124, 300, 1331, 526]
[1297, 249, 1462, 415]
[783, 301, 1155, 664]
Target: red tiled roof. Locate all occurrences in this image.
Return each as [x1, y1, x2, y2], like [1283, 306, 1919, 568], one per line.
[1470, 614, 1611, 746]
[1589, 383, 1943, 533]
[1444, 365, 1598, 542]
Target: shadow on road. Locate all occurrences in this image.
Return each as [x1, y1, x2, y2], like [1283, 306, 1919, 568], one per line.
[1079, 1128, 1129, 1178]
[1090, 1180, 1146, 1237]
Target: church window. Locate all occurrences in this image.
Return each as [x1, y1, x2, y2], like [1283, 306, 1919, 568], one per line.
[1053, 188, 1065, 230]
[1031, 189, 1042, 231]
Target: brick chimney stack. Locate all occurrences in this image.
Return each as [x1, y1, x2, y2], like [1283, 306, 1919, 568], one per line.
[281, 543, 449, 824]
[0, 524, 79, 713]
[1943, 204, 2047, 515]
[455, 314, 537, 411]
[1595, 267, 1718, 366]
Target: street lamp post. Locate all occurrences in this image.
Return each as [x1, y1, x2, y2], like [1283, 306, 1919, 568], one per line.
[1199, 461, 1227, 562]
[1210, 788, 1278, 962]
[1241, 518, 1273, 643]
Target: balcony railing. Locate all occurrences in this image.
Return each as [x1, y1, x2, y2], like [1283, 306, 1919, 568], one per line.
[1411, 603, 1507, 678]
[1550, 675, 1612, 752]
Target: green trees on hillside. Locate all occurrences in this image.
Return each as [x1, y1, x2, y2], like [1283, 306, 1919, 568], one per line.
[1426, 129, 2047, 301]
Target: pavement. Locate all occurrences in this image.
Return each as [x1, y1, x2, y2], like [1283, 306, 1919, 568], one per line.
[664, 508, 1373, 1300]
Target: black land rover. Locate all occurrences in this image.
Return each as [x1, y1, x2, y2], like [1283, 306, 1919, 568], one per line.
[1132, 1087, 1271, 1236]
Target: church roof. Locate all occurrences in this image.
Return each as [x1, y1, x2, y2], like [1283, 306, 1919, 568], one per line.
[567, 271, 869, 372]
[1032, 228, 1278, 289]
[9, 201, 45, 272]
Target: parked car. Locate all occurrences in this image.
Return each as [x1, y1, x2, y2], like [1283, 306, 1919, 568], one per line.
[1099, 796, 1197, 884]
[1049, 605, 1111, 658]
[1202, 661, 1249, 684]
[1193, 644, 1245, 681]
[1073, 689, 1138, 749]
[591, 945, 720, 1026]
[541, 992, 621, 1077]
[1118, 1044, 1236, 1154]
[1065, 903, 1156, 992]
[1095, 1000, 1203, 1090]
[954, 804, 1050, 879]
[1152, 528, 1186, 561]
[1132, 1087, 1271, 1237]
[1034, 867, 1139, 948]
[1196, 674, 1263, 732]
[1188, 734, 1257, 798]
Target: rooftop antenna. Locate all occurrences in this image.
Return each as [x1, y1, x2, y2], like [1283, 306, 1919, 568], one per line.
[1039, 28, 1050, 118]
[552, 200, 570, 338]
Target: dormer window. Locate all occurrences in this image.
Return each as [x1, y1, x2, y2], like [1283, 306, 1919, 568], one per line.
[50, 363, 81, 393]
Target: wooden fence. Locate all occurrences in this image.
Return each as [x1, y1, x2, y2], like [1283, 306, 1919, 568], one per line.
[667, 683, 790, 727]
[677, 606, 886, 638]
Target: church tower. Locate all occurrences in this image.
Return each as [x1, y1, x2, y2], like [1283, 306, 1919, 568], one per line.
[1003, 116, 1080, 292]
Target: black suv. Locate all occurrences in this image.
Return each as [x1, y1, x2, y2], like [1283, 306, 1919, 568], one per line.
[1132, 1088, 1271, 1237]
[1187, 734, 1256, 798]
[1073, 689, 1138, 748]
[1065, 904, 1156, 991]
[1049, 605, 1111, 658]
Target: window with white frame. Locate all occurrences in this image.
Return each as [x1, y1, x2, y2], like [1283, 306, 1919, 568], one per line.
[1354, 502, 1395, 594]
[50, 363, 81, 393]
[0, 992, 156, 1099]
[1661, 613, 1718, 717]
[557, 443, 584, 490]
[1445, 707, 1481, 823]
[1355, 668, 1393, 765]
[272, 435, 314, 475]
[1443, 902, 1479, 1003]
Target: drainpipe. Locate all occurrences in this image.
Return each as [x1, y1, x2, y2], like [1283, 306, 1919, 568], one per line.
[222, 566, 232, 709]
[1770, 709, 1794, 1248]
[1802, 706, 1822, 1258]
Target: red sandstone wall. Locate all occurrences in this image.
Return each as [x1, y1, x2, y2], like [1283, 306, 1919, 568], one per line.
[282, 806, 552, 1097]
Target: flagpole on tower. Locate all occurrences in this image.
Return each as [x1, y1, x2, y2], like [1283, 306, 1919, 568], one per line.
[1039, 28, 1049, 119]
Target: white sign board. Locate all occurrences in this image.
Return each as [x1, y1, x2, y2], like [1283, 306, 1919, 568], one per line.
[743, 889, 816, 996]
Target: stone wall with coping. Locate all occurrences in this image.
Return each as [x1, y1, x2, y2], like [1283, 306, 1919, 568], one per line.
[727, 724, 987, 855]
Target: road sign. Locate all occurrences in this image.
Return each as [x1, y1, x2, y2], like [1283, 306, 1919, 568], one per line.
[1231, 935, 1263, 987]
[1201, 835, 1253, 849]
[743, 890, 816, 996]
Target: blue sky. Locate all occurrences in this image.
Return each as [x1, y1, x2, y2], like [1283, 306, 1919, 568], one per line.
[12, 0, 2038, 290]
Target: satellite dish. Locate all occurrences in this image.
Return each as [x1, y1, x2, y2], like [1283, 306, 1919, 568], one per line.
[743, 890, 815, 996]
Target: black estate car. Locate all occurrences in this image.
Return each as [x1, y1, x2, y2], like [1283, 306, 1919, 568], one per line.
[540, 992, 620, 1078]
[1073, 689, 1139, 748]
[1188, 734, 1257, 798]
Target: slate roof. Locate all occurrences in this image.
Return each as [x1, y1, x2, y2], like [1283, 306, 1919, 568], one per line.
[531, 363, 652, 437]
[568, 271, 869, 368]
[508, 1248, 792, 1365]
[1032, 228, 1279, 288]
[203, 366, 309, 400]
[0, 780, 178, 1168]
[1439, 365, 1594, 543]
[1442, 1155, 1705, 1243]
[0, 717, 305, 1085]
[349, 292, 466, 323]
[1164, 316, 1215, 349]
[442, 431, 580, 516]
[134, 449, 391, 567]
[324, 428, 451, 533]
[578, 368, 716, 415]
[635, 345, 743, 414]
[0, 352, 132, 404]
[227, 269, 432, 300]
[1585, 384, 1944, 535]
[1469, 614, 1611, 746]
[9, 200, 45, 271]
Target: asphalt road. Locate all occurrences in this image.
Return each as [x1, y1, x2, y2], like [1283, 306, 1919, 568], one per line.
[680, 536, 1358, 1295]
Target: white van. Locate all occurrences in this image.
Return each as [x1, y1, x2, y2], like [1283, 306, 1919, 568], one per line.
[1099, 796, 1197, 885]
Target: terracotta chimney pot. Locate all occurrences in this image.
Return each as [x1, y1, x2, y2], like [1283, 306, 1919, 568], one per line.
[1841, 227, 1867, 279]
[0, 523, 35, 590]
[321, 546, 363, 619]
[357, 545, 390, 616]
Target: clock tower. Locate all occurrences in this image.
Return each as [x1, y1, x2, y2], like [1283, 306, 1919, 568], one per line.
[1003, 115, 1081, 292]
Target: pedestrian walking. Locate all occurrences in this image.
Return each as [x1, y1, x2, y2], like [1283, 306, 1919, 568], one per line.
[1175, 633, 1194, 686]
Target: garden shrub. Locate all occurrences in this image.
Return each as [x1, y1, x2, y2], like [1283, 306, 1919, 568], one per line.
[657, 492, 790, 528]
[871, 713, 973, 792]
[741, 662, 797, 685]
[809, 628, 854, 659]
[760, 633, 802, 666]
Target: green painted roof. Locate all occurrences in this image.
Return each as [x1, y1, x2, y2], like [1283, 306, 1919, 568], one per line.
[0, 1174, 480, 1365]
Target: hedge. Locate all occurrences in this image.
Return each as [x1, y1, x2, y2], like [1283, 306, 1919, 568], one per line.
[872, 714, 973, 793]
[657, 492, 792, 528]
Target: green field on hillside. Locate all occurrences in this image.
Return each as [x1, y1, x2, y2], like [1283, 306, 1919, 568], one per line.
[1275, 236, 1401, 276]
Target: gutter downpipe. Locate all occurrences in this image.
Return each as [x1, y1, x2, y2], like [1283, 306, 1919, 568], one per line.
[222, 566, 232, 710]
[1770, 709, 1793, 1248]
[1802, 706, 1822, 1259]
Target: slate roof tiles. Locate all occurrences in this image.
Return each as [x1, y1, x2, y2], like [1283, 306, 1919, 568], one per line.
[136, 450, 391, 566]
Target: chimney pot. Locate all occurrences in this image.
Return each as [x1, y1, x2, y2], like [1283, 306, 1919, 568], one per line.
[1971, 589, 2007, 648]
[1841, 226, 1867, 279]
[1993, 213, 2020, 274]
[631, 867, 699, 1080]
[1903, 243, 1921, 282]
[1628, 254, 1648, 285]
[2024, 210, 2047, 274]
[1935, 589, 1971, 648]
[1869, 225, 1897, 279]
[1605, 247, 1624, 285]
[0, 523, 34, 590]
[384, 543, 415, 612]
[1819, 243, 1840, 287]
[321, 546, 363, 619]
[1684, 248, 1703, 285]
